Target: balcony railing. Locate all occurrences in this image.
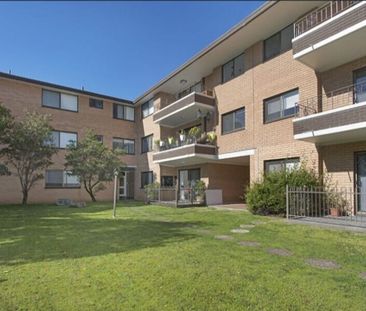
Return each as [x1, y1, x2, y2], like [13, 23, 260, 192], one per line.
[295, 81, 366, 118]
[294, 1, 359, 37]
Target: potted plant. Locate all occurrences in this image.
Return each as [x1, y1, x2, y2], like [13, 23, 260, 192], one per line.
[167, 136, 176, 148]
[188, 126, 202, 143]
[206, 131, 217, 145]
[193, 180, 206, 203]
[327, 190, 347, 217]
[179, 130, 186, 143]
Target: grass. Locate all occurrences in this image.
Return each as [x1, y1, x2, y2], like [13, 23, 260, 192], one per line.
[0, 202, 366, 310]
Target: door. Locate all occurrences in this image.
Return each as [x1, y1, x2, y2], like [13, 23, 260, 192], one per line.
[119, 172, 127, 199]
[354, 68, 366, 104]
[179, 170, 189, 201]
[356, 153, 366, 212]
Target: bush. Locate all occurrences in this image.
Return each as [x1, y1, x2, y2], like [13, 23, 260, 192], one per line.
[246, 165, 321, 216]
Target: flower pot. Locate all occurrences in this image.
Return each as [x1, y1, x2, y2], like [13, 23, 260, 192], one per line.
[330, 207, 341, 217]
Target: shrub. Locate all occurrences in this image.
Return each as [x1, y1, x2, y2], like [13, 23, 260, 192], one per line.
[246, 165, 321, 216]
[144, 182, 160, 202]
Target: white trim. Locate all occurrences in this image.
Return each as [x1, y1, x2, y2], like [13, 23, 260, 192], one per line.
[218, 149, 255, 159]
[154, 143, 216, 155]
[294, 121, 366, 140]
[294, 19, 366, 59]
[153, 147, 256, 164]
[292, 1, 366, 42]
[293, 102, 366, 122]
[154, 101, 215, 124]
[154, 153, 216, 164]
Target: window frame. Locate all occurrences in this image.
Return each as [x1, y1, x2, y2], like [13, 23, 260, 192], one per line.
[141, 134, 153, 154]
[113, 103, 135, 122]
[42, 89, 79, 112]
[263, 24, 294, 62]
[221, 107, 246, 135]
[263, 88, 299, 124]
[161, 176, 175, 188]
[89, 98, 104, 109]
[47, 130, 78, 149]
[222, 53, 245, 84]
[264, 157, 300, 174]
[112, 137, 135, 155]
[45, 169, 80, 189]
[141, 171, 153, 189]
[141, 99, 155, 119]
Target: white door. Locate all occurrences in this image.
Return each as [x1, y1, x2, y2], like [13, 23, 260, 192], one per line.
[179, 170, 189, 201]
[119, 172, 127, 199]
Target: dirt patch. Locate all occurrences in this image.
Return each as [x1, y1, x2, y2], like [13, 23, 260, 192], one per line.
[305, 258, 341, 269]
[267, 248, 293, 257]
[238, 241, 261, 247]
[240, 224, 256, 229]
[231, 228, 250, 234]
[359, 272, 366, 280]
[214, 235, 234, 241]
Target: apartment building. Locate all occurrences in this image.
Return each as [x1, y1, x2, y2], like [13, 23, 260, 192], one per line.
[1, 1, 366, 210]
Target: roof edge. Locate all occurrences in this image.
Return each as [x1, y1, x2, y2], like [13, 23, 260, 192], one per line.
[134, 0, 277, 104]
[0, 72, 133, 105]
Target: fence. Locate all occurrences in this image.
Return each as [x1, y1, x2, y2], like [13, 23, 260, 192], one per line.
[146, 187, 206, 207]
[286, 185, 366, 227]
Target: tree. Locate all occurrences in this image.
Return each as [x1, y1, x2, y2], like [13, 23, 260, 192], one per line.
[0, 110, 57, 204]
[65, 131, 124, 202]
[0, 104, 14, 176]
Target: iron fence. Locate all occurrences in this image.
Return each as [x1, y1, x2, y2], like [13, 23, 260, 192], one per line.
[286, 185, 366, 227]
[146, 187, 205, 207]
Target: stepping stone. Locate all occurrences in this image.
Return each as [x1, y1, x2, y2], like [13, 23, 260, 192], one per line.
[305, 259, 341, 269]
[231, 228, 250, 234]
[359, 272, 366, 280]
[238, 241, 260, 247]
[251, 220, 267, 225]
[214, 235, 234, 241]
[240, 224, 256, 229]
[267, 248, 293, 257]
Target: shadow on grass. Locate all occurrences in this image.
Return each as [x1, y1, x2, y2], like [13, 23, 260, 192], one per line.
[0, 204, 202, 266]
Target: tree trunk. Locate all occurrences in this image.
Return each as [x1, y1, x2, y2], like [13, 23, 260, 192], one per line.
[90, 191, 96, 202]
[22, 189, 28, 205]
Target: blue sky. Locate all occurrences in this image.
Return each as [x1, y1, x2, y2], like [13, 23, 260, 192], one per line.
[0, 1, 263, 100]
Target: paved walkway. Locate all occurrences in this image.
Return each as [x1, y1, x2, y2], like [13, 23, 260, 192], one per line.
[209, 203, 247, 211]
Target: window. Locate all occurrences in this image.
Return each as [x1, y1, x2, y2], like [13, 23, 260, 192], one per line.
[264, 89, 299, 123]
[354, 67, 366, 104]
[46, 131, 77, 148]
[89, 98, 104, 109]
[42, 89, 78, 112]
[264, 158, 300, 173]
[264, 24, 294, 61]
[178, 81, 203, 99]
[113, 103, 135, 121]
[222, 108, 245, 134]
[141, 171, 153, 188]
[45, 170, 80, 188]
[141, 135, 153, 153]
[161, 176, 174, 187]
[222, 53, 245, 83]
[112, 138, 135, 155]
[141, 99, 154, 118]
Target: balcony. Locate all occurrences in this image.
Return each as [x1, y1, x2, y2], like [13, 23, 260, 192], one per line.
[293, 81, 366, 144]
[292, 1, 366, 71]
[153, 131, 217, 166]
[153, 92, 215, 128]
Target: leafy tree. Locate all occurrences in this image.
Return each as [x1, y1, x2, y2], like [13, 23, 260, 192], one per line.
[0, 104, 14, 176]
[0, 111, 57, 204]
[65, 131, 124, 202]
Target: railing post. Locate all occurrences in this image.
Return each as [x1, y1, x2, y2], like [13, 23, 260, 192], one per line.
[286, 184, 289, 220]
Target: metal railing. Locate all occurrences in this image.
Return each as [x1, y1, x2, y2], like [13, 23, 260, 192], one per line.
[295, 81, 366, 118]
[156, 133, 216, 152]
[286, 185, 366, 227]
[146, 187, 206, 207]
[294, 1, 359, 37]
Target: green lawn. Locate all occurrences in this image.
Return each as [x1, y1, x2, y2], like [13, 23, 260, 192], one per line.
[0, 202, 365, 310]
